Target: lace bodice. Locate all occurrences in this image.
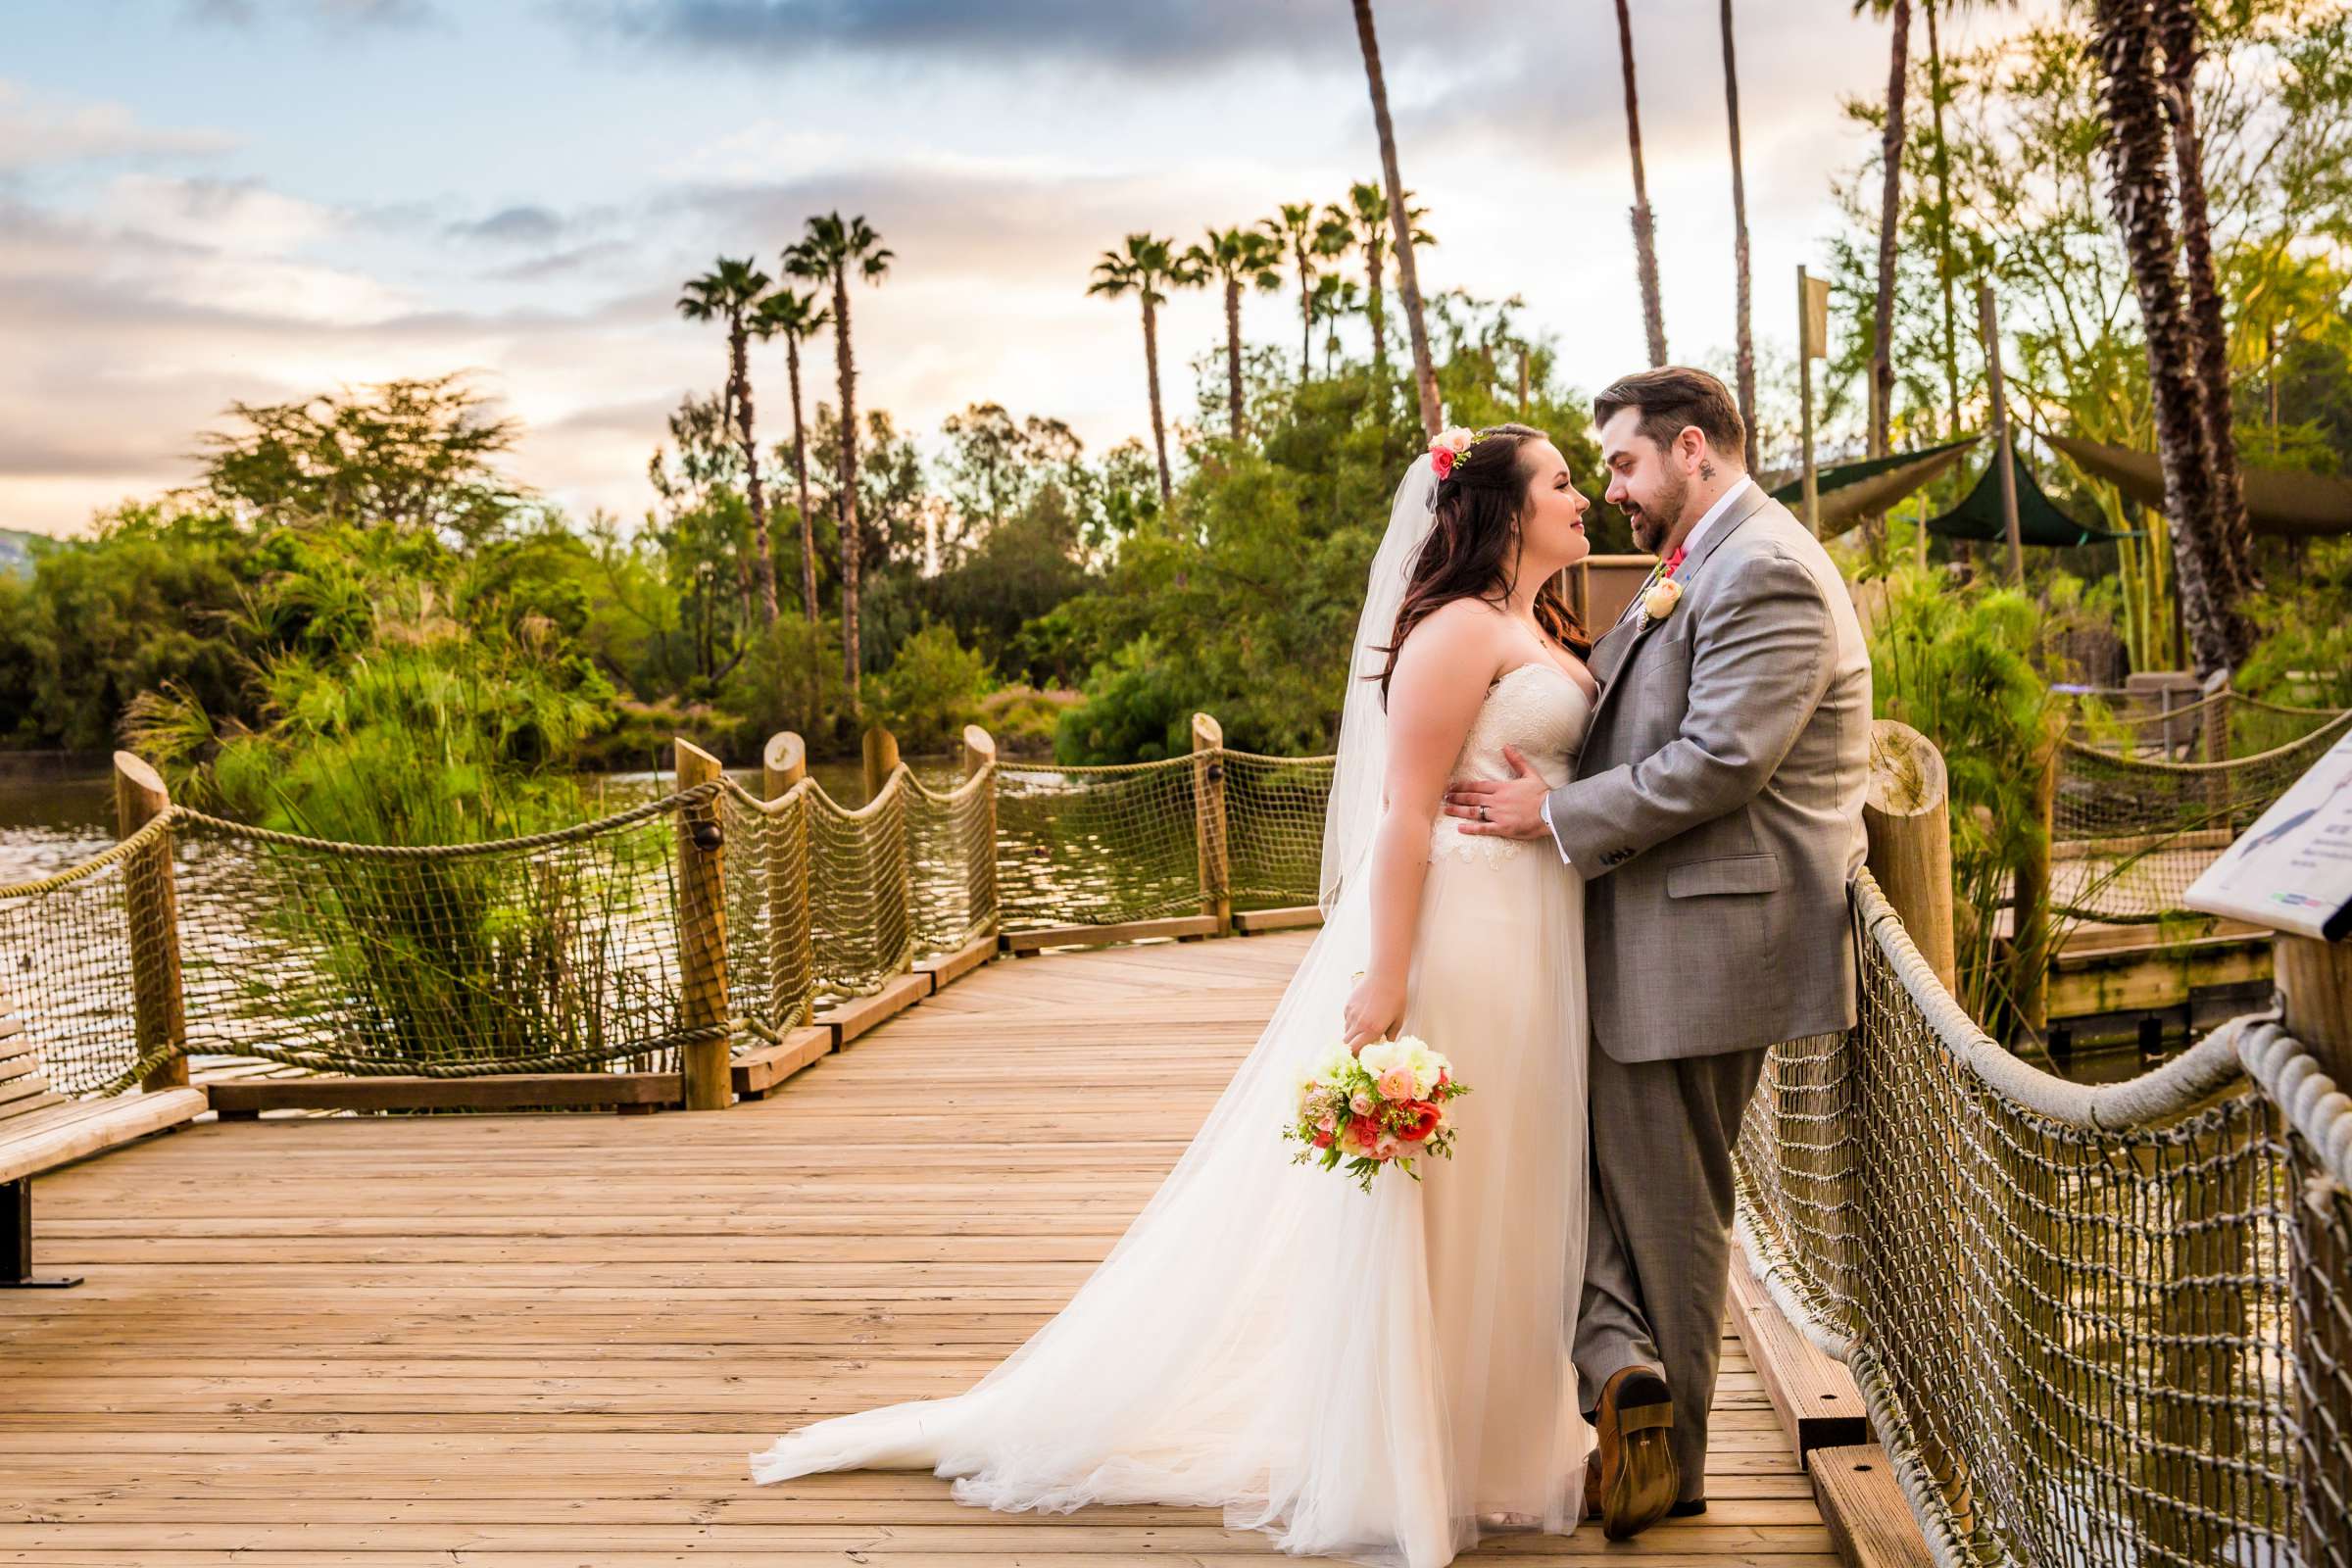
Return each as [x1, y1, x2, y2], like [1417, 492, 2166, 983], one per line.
[1429, 662, 1593, 868]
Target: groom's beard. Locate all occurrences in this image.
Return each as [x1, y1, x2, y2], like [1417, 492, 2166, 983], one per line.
[1625, 469, 1690, 555]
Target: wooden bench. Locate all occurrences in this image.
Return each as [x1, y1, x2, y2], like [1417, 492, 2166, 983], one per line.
[1, 1003, 206, 1288]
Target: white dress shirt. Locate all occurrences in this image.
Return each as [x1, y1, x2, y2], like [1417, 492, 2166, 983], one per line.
[1539, 475, 1756, 866]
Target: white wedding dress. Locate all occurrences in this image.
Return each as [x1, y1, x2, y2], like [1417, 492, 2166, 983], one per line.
[751, 458, 1593, 1568]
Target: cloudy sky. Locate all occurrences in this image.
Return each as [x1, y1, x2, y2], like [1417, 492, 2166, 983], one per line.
[0, 0, 2046, 538]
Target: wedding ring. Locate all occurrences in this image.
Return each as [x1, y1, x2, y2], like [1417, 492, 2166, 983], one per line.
[1478, 805, 1491, 822]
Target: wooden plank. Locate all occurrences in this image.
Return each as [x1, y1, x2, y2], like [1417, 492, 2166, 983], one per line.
[2045, 934, 2274, 1019]
[1232, 905, 1323, 934]
[1807, 1443, 1933, 1568]
[1001, 914, 1222, 955]
[205, 1074, 678, 1118]
[817, 971, 932, 1048]
[0, 1088, 206, 1186]
[1728, 1241, 1870, 1457]
[731, 1028, 834, 1101]
[913, 934, 997, 993]
[2050, 826, 2234, 862]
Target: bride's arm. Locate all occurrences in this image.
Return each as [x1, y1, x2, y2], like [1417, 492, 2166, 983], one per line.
[1342, 609, 1499, 1051]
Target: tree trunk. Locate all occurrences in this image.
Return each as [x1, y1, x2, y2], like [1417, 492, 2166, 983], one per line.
[2158, 0, 2259, 605]
[1615, 0, 1668, 368]
[1366, 239, 1388, 373]
[1870, 0, 1910, 466]
[732, 320, 780, 625]
[1352, 0, 1441, 437]
[787, 337, 817, 623]
[1225, 274, 1245, 438]
[832, 268, 862, 704]
[1926, 0, 1962, 434]
[1144, 297, 1172, 509]
[2092, 0, 2251, 678]
[1297, 242, 1313, 383]
[1721, 0, 1760, 472]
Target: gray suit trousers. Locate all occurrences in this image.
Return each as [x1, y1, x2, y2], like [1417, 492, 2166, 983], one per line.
[1574, 1038, 1785, 1504]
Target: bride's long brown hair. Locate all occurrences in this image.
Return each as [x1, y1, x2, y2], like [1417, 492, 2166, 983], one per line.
[1374, 423, 1588, 704]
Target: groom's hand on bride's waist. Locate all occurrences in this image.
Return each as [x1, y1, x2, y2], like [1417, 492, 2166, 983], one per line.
[1442, 747, 1549, 841]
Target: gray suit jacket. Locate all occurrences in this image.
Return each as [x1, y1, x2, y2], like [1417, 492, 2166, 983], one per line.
[1546, 484, 1872, 1063]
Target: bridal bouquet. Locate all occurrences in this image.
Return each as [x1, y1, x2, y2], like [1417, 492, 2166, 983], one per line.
[1285, 1037, 1470, 1193]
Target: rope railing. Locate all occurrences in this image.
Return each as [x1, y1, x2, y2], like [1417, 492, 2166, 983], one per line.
[1737, 866, 2350, 1568]
[2053, 704, 2352, 923]
[0, 720, 1339, 1103]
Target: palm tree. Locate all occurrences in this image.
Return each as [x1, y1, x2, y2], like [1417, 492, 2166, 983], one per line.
[2156, 0, 2258, 604]
[1089, 233, 1197, 509]
[1324, 180, 1432, 379]
[1719, 0, 1760, 471]
[1859, 0, 1911, 466]
[1262, 204, 1330, 383]
[2089, 0, 2251, 676]
[1184, 227, 1284, 440]
[1349, 0, 1442, 436]
[1919, 1, 2018, 433]
[750, 285, 830, 623]
[783, 213, 892, 701]
[1612, 0, 1668, 367]
[676, 256, 779, 625]
[1309, 274, 1365, 378]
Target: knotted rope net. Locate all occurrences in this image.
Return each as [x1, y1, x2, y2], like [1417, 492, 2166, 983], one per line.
[3, 736, 1344, 1091]
[2064, 689, 2345, 761]
[2054, 707, 2352, 922]
[166, 793, 703, 1078]
[992, 749, 1335, 928]
[0, 821, 177, 1098]
[1738, 868, 2351, 1568]
[1224, 751, 1336, 910]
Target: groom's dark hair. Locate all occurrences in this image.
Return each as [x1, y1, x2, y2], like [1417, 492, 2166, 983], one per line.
[1592, 368, 1746, 463]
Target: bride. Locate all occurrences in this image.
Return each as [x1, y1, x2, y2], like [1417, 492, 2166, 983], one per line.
[751, 424, 1599, 1568]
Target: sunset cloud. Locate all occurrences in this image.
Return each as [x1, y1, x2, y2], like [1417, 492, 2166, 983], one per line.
[0, 0, 2048, 537]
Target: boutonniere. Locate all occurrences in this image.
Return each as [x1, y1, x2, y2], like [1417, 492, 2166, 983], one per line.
[1641, 576, 1684, 621]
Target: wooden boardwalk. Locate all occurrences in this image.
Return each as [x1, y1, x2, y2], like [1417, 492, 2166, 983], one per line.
[1, 932, 1832, 1566]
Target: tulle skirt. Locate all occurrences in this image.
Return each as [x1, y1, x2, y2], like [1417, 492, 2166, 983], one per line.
[749, 844, 1590, 1568]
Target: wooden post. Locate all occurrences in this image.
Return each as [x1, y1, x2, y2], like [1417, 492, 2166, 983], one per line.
[673, 739, 730, 1110]
[1797, 265, 1823, 537]
[1978, 283, 2024, 586]
[113, 753, 186, 1093]
[2009, 714, 2059, 1043]
[760, 731, 813, 1029]
[2274, 934, 2352, 1568]
[859, 724, 916, 975]
[861, 724, 900, 806]
[1192, 713, 1231, 933]
[961, 724, 1001, 935]
[1864, 719, 1957, 998]
[2201, 669, 2232, 825]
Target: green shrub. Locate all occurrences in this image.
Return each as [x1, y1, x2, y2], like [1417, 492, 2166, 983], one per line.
[870, 623, 994, 754]
[1867, 568, 2064, 1036]
[1054, 637, 1201, 763]
[2238, 539, 2352, 710]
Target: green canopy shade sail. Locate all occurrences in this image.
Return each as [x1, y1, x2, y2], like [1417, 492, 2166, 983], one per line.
[1928, 445, 2137, 546]
[2047, 433, 2352, 538]
[1768, 434, 1982, 532]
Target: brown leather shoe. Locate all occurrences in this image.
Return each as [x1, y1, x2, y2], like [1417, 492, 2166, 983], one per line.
[1592, 1366, 1680, 1542]
[1584, 1449, 1602, 1518]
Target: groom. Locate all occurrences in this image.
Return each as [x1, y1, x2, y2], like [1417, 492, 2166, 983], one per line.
[1445, 368, 1871, 1540]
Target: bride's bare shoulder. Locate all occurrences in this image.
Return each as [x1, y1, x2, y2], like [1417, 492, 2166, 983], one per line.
[1391, 599, 1510, 684]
